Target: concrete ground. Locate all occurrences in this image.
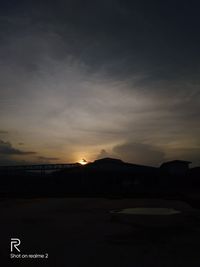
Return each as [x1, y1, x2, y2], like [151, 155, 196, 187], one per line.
[1, 197, 200, 267]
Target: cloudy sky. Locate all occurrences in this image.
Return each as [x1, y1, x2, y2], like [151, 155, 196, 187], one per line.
[0, 0, 200, 166]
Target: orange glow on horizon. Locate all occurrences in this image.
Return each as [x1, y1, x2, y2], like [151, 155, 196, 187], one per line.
[78, 158, 88, 165]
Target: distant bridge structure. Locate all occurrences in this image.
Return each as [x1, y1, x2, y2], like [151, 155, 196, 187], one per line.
[0, 163, 80, 175]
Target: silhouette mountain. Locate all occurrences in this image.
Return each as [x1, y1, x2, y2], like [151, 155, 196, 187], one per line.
[84, 157, 156, 171]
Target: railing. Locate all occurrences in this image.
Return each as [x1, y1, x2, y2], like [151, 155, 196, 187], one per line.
[0, 163, 80, 172]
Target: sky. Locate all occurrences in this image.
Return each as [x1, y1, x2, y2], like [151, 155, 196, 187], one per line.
[0, 0, 200, 166]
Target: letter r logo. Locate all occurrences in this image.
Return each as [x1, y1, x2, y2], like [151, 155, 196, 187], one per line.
[10, 238, 21, 252]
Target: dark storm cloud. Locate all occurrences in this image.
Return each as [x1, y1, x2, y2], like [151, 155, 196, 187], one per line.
[0, 140, 36, 155]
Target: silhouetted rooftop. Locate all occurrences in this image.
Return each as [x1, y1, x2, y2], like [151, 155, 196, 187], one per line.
[93, 158, 124, 165]
[83, 158, 157, 173]
[160, 160, 192, 168]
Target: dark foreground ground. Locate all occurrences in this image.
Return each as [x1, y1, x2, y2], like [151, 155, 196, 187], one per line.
[1, 197, 200, 267]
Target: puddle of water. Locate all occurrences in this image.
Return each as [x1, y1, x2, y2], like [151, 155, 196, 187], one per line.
[112, 208, 181, 215]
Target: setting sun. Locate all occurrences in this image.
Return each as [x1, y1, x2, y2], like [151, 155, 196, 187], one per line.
[79, 159, 88, 165]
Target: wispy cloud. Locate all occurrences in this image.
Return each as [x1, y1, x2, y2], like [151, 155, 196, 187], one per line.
[0, 1, 199, 166]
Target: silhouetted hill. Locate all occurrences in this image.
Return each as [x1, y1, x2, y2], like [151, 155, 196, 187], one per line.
[93, 157, 124, 165]
[53, 158, 159, 196]
[83, 157, 157, 171]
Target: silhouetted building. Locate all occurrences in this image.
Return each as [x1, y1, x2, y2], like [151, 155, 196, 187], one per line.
[54, 158, 159, 195]
[2, 157, 199, 197]
[188, 167, 200, 187]
[160, 160, 191, 176]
